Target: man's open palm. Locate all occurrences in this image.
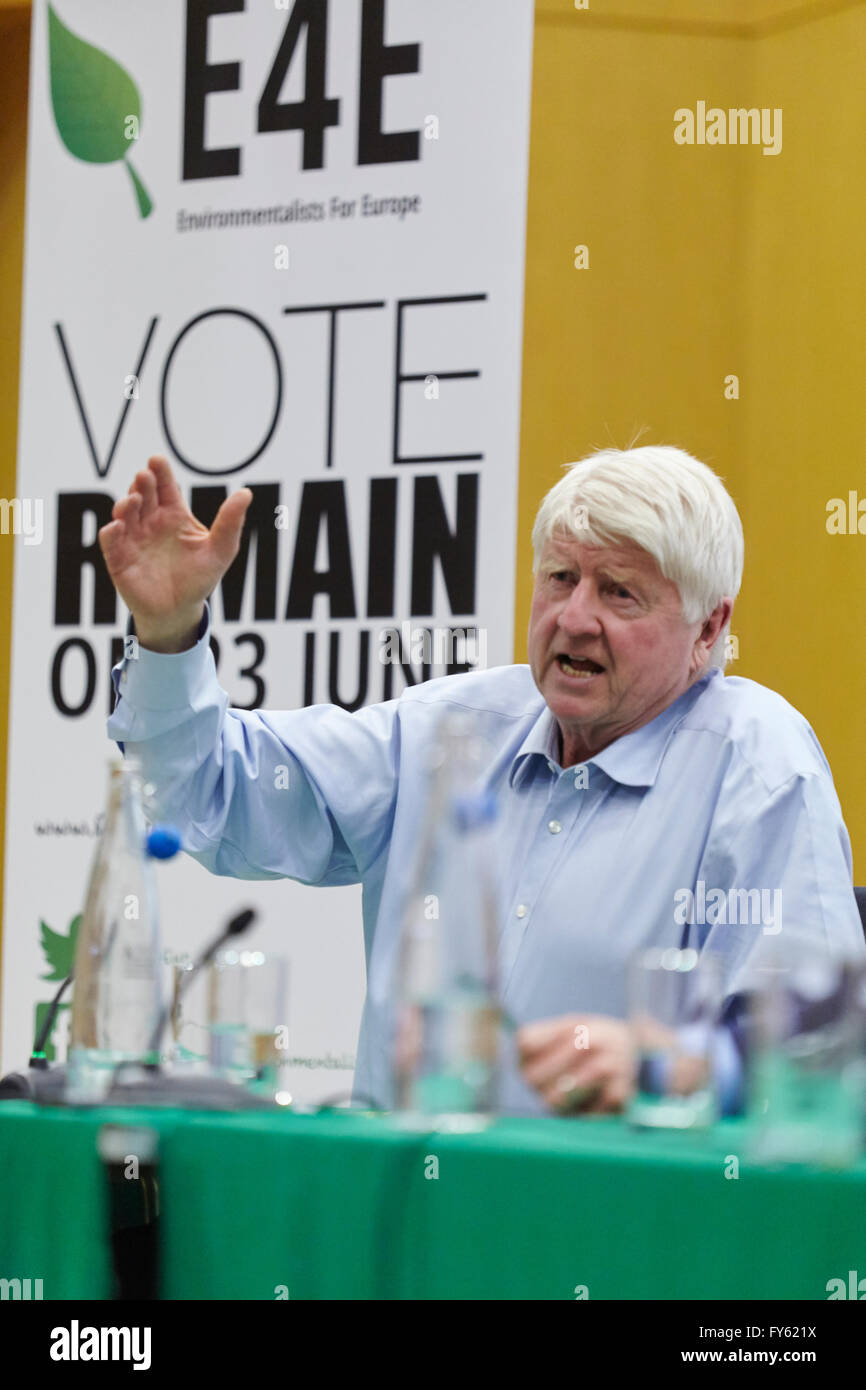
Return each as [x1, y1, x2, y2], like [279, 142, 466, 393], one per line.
[98, 456, 252, 637]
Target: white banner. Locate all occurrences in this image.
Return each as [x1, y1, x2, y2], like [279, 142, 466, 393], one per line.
[2, 0, 534, 1100]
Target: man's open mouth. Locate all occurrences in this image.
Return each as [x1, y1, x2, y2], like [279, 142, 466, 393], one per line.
[557, 654, 605, 679]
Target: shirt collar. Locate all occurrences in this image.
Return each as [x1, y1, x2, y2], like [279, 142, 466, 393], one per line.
[509, 668, 720, 790]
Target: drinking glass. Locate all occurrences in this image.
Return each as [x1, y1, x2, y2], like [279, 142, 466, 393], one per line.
[627, 947, 721, 1129]
[748, 944, 866, 1167]
[206, 949, 289, 1096]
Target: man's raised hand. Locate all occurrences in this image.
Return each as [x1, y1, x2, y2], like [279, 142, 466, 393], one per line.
[98, 455, 253, 652]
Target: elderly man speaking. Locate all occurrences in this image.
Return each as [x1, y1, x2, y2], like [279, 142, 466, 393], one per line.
[101, 444, 864, 1115]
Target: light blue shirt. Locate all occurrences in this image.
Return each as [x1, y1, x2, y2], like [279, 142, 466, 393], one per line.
[108, 606, 865, 1113]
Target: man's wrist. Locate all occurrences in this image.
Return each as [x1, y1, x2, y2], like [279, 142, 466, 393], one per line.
[132, 606, 205, 653]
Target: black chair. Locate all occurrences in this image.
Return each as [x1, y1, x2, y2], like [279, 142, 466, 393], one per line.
[855, 887, 866, 939]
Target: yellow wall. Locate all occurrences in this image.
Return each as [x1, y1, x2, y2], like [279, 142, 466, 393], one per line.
[519, 0, 866, 873]
[0, 5, 30, 975]
[742, 6, 866, 866]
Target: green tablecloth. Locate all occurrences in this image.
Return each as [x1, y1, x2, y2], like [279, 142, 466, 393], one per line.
[1, 1100, 864, 1299]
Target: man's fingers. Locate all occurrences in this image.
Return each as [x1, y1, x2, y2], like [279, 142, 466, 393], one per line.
[518, 1017, 634, 1115]
[112, 492, 140, 520]
[522, 1040, 593, 1091]
[112, 492, 142, 537]
[540, 1056, 618, 1112]
[517, 1017, 576, 1060]
[209, 488, 254, 565]
[147, 455, 184, 509]
[545, 1075, 603, 1113]
[98, 519, 129, 573]
[543, 1049, 635, 1114]
[132, 468, 158, 523]
[579, 1075, 632, 1115]
[98, 519, 123, 553]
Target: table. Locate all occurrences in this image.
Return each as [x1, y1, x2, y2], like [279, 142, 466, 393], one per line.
[1, 1101, 863, 1299]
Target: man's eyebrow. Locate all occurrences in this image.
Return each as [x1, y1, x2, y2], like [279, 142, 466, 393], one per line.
[564, 560, 645, 589]
[543, 553, 650, 588]
[597, 566, 643, 586]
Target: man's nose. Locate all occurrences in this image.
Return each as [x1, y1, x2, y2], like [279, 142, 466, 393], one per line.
[558, 580, 603, 636]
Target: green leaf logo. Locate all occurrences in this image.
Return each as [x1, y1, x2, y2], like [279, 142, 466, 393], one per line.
[47, 4, 153, 218]
[39, 912, 81, 981]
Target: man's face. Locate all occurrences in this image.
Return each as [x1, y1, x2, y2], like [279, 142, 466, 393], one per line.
[528, 531, 707, 763]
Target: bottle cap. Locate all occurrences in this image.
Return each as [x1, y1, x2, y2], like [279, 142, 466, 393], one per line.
[146, 824, 182, 859]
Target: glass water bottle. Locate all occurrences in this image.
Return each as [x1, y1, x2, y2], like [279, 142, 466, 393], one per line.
[67, 757, 164, 1101]
[392, 712, 503, 1122]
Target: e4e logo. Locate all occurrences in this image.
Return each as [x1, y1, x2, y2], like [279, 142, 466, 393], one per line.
[183, 0, 422, 179]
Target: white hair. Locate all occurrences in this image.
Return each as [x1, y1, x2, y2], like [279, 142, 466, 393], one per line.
[531, 445, 744, 670]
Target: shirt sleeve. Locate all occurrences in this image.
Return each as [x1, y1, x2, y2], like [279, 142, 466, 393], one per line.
[694, 758, 865, 996]
[107, 604, 401, 886]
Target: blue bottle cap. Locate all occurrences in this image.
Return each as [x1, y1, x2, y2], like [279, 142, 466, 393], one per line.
[146, 824, 182, 859]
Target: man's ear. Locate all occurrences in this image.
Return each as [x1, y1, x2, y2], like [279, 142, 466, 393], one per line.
[693, 597, 734, 666]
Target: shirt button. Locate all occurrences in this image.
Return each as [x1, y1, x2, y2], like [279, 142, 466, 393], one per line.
[516, 904, 528, 919]
[548, 820, 562, 834]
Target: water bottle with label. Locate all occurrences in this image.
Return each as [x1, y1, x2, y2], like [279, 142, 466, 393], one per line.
[393, 712, 503, 1123]
[66, 757, 165, 1102]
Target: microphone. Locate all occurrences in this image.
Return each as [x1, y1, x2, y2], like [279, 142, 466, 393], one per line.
[144, 907, 257, 1062]
[30, 973, 74, 1069]
[0, 907, 268, 1109]
[0, 976, 75, 1097]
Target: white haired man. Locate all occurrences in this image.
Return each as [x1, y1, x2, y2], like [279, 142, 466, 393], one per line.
[101, 446, 864, 1114]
